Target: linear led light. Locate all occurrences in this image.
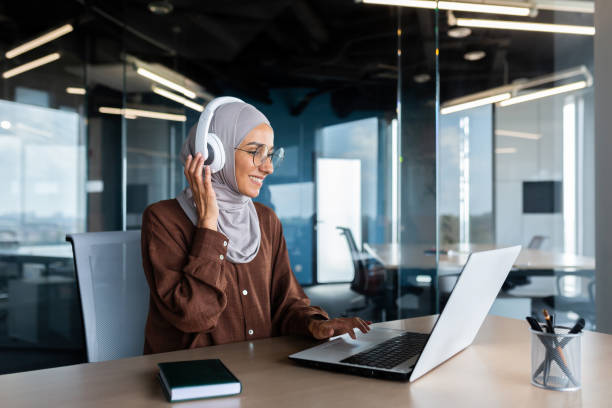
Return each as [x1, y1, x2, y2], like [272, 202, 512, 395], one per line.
[2, 53, 61, 79]
[441, 93, 510, 115]
[66, 87, 86, 95]
[495, 129, 542, 140]
[5, 24, 73, 59]
[99, 107, 186, 122]
[535, 0, 594, 14]
[136, 67, 196, 99]
[456, 18, 595, 36]
[361, 0, 530, 16]
[498, 81, 587, 107]
[152, 85, 204, 112]
[495, 147, 517, 154]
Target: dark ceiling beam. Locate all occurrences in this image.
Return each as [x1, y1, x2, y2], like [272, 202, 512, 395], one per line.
[291, 0, 329, 45]
[264, 24, 307, 55]
[75, 0, 177, 56]
[187, 13, 243, 57]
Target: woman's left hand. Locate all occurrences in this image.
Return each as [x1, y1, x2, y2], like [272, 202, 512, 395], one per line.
[308, 317, 372, 340]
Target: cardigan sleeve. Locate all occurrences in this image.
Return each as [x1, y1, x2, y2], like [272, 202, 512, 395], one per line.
[269, 215, 328, 337]
[141, 206, 230, 333]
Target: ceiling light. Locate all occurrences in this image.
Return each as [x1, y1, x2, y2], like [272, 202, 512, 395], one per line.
[448, 27, 471, 38]
[148, 0, 174, 15]
[360, 0, 530, 16]
[136, 67, 196, 99]
[464, 50, 486, 61]
[99, 106, 186, 122]
[152, 85, 204, 112]
[66, 87, 86, 95]
[498, 81, 587, 107]
[438, 1, 530, 16]
[1, 121, 11, 130]
[5, 24, 73, 59]
[413, 73, 431, 83]
[496, 147, 517, 154]
[441, 93, 511, 115]
[2, 53, 61, 79]
[457, 18, 595, 36]
[496, 129, 541, 140]
[535, 0, 594, 13]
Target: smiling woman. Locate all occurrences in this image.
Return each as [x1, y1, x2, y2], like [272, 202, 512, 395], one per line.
[139, 98, 371, 354]
[234, 123, 276, 198]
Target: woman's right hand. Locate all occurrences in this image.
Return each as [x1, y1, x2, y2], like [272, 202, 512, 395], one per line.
[184, 153, 219, 230]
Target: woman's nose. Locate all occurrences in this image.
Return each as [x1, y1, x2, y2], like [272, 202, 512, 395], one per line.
[260, 158, 273, 174]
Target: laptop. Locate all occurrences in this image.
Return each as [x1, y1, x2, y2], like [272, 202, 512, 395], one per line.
[289, 246, 521, 381]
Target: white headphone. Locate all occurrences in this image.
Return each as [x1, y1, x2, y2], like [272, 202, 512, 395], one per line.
[195, 96, 244, 173]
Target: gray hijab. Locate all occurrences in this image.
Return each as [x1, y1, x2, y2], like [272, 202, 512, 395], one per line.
[176, 101, 270, 263]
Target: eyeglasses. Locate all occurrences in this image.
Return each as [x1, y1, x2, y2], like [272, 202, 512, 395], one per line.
[234, 144, 285, 168]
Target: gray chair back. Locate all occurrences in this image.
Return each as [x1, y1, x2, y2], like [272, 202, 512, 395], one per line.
[66, 230, 149, 362]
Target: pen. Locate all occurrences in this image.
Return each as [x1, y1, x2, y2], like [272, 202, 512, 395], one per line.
[542, 309, 555, 334]
[526, 316, 543, 332]
[568, 318, 585, 334]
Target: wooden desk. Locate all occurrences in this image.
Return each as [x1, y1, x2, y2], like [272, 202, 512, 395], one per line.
[1, 315, 610, 407]
[363, 243, 596, 274]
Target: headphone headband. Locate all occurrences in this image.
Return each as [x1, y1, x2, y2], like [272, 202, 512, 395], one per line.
[195, 96, 244, 160]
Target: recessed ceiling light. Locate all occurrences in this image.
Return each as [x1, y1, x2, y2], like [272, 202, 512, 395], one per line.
[448, 27, 471, 38]
[413, 73, 431, 83]
[148, 1, 174, 15]
[464, 50, 486, 61]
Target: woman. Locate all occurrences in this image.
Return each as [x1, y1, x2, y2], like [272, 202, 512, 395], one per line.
[141, 99, 370, 354]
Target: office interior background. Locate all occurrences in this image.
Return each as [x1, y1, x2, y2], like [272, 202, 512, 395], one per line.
[0, 0, 609, 375]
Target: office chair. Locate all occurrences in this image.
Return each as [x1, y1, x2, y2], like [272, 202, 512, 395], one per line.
[502, 236, 547, 291]
[336, 227, 388, 319]
[67, 230, 149, 362]
[528, 235, 547, 249]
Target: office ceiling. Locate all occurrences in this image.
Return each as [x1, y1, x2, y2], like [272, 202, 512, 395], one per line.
[0, 0, 594, 115]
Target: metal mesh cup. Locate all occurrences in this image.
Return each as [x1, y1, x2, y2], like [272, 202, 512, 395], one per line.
[530, 326, 582, 391]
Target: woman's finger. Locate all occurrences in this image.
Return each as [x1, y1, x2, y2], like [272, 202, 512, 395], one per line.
[204, 164, 212, 191]
[184, 154, 192, 177]
[194, 156, 204, 187]
[190, 152, 201, 176]
[347, 328, 357, 340]
[355, 319, 369, 334]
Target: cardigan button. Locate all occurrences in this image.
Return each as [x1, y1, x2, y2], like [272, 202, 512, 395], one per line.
[242, 289, 248, 296]
[223, 241, 228, 247]
[219, 254, 224, 260]
[248, 329, 254, 335]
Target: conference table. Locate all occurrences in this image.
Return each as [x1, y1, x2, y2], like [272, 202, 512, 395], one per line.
[363, 243, 596, 275]
[1, 315, 610, 407]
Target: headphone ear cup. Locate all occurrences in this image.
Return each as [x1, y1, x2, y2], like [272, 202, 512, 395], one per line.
[206, 133, 225, 173]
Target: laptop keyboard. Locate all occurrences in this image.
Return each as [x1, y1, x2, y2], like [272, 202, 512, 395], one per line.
[340, 332, 429, 370]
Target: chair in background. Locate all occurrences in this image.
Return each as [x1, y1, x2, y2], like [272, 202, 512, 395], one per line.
[502, 235, 548, 292]
[67, 230, 149, 363]
[528, 235, 547, 249]
[336, 227, 389, 320]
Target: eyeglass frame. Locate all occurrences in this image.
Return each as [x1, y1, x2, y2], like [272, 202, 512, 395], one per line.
[234, 143, 285, 167]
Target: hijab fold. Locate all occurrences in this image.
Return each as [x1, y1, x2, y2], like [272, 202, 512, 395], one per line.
[176, 100, 270, 263]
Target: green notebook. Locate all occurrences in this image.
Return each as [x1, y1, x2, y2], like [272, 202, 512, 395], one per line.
[157, 359, 241, 402]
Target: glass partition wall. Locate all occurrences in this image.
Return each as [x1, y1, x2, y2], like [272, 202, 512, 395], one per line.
[437, 3, 595, 328]
[0, 1, 415, 374]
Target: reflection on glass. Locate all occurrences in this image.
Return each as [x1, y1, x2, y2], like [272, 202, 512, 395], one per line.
[0, 99, 86, 243]
[438, 6, 595, 327]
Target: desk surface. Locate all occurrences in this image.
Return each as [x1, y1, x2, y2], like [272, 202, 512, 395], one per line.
[364, 243, 596, 272]
[1, 315, 610, 408]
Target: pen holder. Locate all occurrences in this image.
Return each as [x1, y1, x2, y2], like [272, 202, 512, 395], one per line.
[530, 326, 582, 391]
